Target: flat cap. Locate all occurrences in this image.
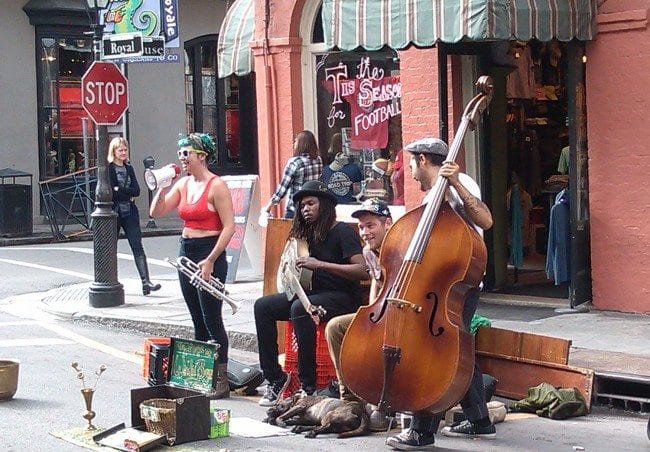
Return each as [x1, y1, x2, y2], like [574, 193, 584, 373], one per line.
[404, 138, 449, 157]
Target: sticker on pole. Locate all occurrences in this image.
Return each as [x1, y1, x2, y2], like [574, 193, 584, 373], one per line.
[81, 61, 129, 125]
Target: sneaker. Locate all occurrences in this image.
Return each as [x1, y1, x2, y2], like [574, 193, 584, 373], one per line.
[441, 419, 496, 438]
[369, 409, 391, 432]
[258, 372, 291, 407]
[295, 385, 316, 398]
[385, 428, 435, 450]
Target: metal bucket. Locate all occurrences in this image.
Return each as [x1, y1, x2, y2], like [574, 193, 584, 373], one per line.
[0, 359, 20, 400]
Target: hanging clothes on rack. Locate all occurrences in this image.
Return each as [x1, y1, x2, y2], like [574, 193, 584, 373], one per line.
[508, 183, 524, 269]
[545, 189, 570, 285]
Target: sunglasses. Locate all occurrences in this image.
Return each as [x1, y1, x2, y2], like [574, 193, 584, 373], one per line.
[177, 148, 207, 159]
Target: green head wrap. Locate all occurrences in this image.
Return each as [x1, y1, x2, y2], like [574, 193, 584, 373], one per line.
[177, 133, 216, 157]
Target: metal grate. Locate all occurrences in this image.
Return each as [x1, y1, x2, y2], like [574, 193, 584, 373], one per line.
[593, 371, 650, 413]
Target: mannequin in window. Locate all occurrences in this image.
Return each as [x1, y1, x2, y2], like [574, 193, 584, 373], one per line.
[321, 135, 364, 204]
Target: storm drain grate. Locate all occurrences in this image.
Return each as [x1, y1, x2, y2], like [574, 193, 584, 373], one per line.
[593, 371, 650, 413]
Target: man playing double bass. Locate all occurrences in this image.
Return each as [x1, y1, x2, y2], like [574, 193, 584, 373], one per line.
[386, 137, 496, 450]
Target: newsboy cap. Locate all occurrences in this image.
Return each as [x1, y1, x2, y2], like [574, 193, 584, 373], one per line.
[404, 138, 449, 157]
[293, 180, 338, 205]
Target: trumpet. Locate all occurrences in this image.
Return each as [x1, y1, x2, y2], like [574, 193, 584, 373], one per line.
[165, 256, 242, 315]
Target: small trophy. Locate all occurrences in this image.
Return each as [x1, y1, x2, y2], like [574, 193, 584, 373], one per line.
[71, 362, 106, 430]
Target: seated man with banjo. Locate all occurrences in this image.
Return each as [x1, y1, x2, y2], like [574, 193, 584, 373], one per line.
[253, 180, 368, 407]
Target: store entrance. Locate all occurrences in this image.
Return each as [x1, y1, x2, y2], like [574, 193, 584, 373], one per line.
[492, 40, 574, 300]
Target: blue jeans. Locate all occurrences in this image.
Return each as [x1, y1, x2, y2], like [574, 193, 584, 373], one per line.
[178, 236, 229, 364]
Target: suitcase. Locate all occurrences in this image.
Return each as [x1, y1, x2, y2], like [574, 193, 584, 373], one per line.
[227, 358, 263, 395]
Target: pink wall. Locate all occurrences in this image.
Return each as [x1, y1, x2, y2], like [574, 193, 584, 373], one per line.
[587, 5, 650, 312]
[252, 0, 306, 218]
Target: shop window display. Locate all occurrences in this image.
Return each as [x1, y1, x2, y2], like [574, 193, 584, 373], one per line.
[39, 37, 98, 179]
[316, 50, 403, 205]
[504, 40, 571, 284]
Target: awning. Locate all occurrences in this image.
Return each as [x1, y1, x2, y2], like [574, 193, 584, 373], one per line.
[322, 0, 598, 52]
[217, 0, 255, 78]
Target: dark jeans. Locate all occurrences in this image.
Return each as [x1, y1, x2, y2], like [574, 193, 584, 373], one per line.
[254, 290, 360, 388]
[178, 236, 229, 364]
[117, 205, 144, 258]
[409, 290, 490, 434]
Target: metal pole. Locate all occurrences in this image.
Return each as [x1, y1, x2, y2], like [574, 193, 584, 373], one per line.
[88, 7, 124, 308]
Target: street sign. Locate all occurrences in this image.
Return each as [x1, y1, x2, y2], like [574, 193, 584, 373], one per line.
[102, 32, 143, 59]
[81, 61, 129, 125]
[142, 37, 165, 58]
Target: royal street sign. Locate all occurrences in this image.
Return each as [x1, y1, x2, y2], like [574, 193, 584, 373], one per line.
[102, 32, 143, 59]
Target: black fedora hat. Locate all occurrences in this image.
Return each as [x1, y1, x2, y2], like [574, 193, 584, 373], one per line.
[293, 180, 338, 205]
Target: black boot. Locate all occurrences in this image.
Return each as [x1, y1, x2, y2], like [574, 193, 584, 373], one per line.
[134, 255, 161, 295]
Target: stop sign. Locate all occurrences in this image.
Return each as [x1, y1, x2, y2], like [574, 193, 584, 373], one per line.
[82, 61, 129, 125]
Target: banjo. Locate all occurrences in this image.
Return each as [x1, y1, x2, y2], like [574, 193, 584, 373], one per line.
[277, 237, 327, 325]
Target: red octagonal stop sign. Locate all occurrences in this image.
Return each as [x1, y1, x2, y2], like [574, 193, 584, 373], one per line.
[82, 61, 129, 125]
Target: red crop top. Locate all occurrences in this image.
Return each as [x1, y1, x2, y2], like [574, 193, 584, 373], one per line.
[178, 177, 223, 231]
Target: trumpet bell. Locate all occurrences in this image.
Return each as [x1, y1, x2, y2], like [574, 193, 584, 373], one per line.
[165, 256, 242, 315]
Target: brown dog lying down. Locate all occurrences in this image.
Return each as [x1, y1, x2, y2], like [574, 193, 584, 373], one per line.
[264, 394, 370, 438]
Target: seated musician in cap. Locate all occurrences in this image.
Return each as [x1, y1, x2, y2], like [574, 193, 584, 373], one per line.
[386, 137, 495, 450]
[325, 198, 393, 431]
[254, 180, 369, 407]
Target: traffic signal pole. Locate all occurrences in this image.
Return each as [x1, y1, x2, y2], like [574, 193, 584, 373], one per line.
[87, 7, 124, 308]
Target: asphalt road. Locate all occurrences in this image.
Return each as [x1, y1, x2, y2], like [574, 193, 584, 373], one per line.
[1, 237, 649, 451]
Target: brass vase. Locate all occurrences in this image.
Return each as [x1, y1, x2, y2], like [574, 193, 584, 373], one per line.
[81, 388, 96, 430]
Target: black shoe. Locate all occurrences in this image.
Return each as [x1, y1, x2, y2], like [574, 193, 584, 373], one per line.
[385, 428, 435, 450]
[441, 419, 496, 438]
[258, 372, 291, 407]
[142, 281, 161, 296]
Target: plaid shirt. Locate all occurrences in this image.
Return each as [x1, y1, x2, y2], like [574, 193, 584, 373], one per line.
[271, 154, 323, 215]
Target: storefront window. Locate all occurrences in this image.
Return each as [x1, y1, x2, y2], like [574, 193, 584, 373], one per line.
[39, 36, 97, 179]
[184, 35, 257, 175]
[316, 49, 403, 205]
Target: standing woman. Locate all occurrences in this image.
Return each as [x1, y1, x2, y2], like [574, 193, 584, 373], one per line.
[261, 130, 323, 219]
[108, 137, 161, 296]
[149, 132, 235, 399]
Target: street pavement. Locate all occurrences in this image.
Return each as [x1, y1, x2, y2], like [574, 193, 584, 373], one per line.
[3, 217, 650, 379]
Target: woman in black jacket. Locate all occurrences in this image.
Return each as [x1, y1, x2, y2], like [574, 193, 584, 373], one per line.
[108, 137, 161, 295]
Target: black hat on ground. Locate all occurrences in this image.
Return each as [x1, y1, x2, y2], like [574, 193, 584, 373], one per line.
[293, 180, 338, 205]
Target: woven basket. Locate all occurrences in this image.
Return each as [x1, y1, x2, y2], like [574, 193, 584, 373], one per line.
[140, 398, 177, 443]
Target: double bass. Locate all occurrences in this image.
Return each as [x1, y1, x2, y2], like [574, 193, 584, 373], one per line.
[339, 76, 493, 414]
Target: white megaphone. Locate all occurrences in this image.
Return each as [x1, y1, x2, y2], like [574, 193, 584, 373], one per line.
[144, 164, 181, 190]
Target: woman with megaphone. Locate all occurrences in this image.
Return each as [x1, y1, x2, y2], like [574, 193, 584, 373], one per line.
[149, 132, 235, 399]
[108, 137, 161, 296]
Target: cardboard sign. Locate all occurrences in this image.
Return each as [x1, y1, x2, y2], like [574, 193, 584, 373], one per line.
[222, 175, 263, 283]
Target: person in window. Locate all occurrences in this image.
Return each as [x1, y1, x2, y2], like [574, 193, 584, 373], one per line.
[107, 137, 161, 296]
[261, 130, 323, 219]
[149, 132, 235, 399]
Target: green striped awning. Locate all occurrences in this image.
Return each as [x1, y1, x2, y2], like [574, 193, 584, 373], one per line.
[323, 0, 598, 51]
[217, 0, 255, 78]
